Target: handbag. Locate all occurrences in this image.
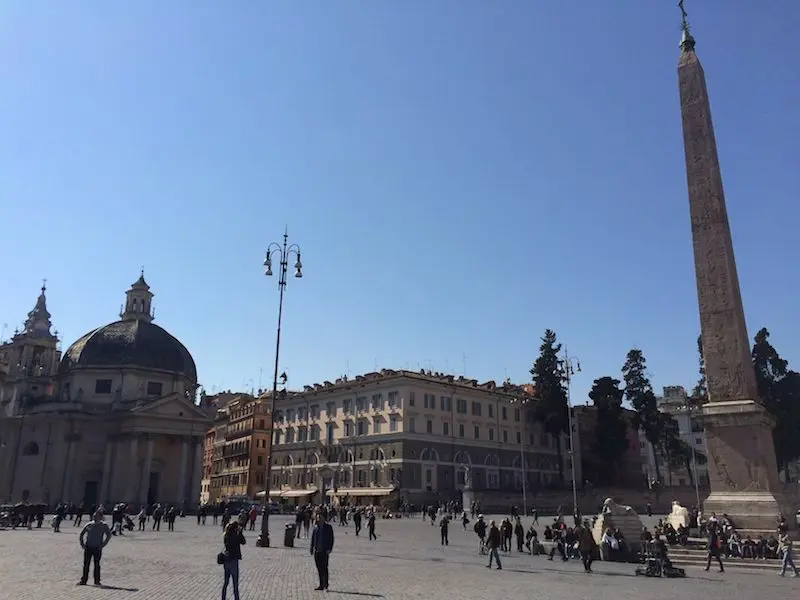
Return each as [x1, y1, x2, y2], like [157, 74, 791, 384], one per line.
[216, 551, 227, 565]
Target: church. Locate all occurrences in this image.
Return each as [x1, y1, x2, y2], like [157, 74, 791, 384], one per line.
[0, 273, 211, 508]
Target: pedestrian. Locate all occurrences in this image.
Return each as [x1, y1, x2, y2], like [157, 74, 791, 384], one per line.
[486, 520, 502, 570]
[220, 521, 246, 600]
[704, 522, 724, 573]
[440, 515, 449, 546]
[367, 511, 377, 541]
[778, 532, 799, 577]
[77, 512, 112, 586]
[310, 512, 335, 591]
[577, 525, 597, 573]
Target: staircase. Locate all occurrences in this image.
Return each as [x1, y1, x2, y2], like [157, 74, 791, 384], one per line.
[667, 543, 783, 574]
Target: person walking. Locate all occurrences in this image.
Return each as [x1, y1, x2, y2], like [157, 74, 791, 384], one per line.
[367, 511, 377, 541]
[704, 522, 724, 573]
[577, 525, 597, 573]
[440, 515, 449, 546]
[78, 512, 112, 586]
[778, 532, 799, 577]
[220, 521, 246, 600]
[485, 520, 502, 570]
[310, 512, 335, 591]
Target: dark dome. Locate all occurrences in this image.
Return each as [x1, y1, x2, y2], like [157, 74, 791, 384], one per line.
[59, 320, 197, 381]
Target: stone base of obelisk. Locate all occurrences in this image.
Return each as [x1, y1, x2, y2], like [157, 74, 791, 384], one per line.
[700, 399, 798, 534]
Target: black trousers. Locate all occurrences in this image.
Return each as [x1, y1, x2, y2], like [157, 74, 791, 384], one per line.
[368, 527, 376, 540]
[314, 552, 330, 589]
[706, 552, 724, 571]
[580, 550, 593, 572]
[441, 530, 449, 545]
[81, 547, 102, 584]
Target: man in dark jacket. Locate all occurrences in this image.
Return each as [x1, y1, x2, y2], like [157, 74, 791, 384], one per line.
[78, 512, 112, 586]
[310, 513, 335, 591]
[705, 522, 725, 573]
[486, 521, 502, 570]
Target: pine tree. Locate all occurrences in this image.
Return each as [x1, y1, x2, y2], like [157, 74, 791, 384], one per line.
[530, 329, 568, 484]
[588, 376, 629, 485]
[690, 335, 707, 404]
[622, 349, 662, 484]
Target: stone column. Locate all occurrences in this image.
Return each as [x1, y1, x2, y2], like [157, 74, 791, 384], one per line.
[188, 438, 202, 508]
[138, 435, 154, 505]
[176, 437, 189, 505]
[99, 437, 115, 505]
[125, 435, 139, 502]
[60, 433, 76, 502]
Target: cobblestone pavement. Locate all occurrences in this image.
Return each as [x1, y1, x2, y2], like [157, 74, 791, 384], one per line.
[1, 515, 796, 600]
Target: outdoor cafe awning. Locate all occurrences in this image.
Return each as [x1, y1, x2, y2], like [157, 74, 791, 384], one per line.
[325, 487, 396, 497]
[256, 487, 318, 499]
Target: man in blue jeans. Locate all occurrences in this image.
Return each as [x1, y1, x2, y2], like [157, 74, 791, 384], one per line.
[485, 520, 502, 570]
[779, 533, 799, 577]
[310, 513, 335, 591]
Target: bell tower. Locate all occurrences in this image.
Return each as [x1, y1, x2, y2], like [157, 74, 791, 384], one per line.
[120, 270, 155, 323]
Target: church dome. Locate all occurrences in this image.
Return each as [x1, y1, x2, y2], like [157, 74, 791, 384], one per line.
[58, 319, 197, 382]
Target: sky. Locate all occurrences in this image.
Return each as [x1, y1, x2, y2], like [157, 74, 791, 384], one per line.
[1, 1, 798, 405]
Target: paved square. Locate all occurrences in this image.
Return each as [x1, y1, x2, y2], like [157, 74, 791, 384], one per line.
[0, 515, 795, 600]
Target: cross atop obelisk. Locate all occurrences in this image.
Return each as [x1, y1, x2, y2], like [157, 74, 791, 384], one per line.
[676, 1, 793, 531]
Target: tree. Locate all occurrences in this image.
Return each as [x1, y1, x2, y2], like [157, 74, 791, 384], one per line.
[622, 348, 662, 484]
[588, 376, 629, 485]
[530, 329, 568, 484]
[752, 328, 800, 481]
[690, 335, 708, 404]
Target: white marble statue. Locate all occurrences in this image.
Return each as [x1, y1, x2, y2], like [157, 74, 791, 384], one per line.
[667, 500, 690, 529]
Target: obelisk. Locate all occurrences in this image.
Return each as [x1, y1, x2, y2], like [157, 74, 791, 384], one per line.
[676, 3, 793, 530]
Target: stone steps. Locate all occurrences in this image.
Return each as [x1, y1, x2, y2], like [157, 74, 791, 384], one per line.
[667, 547, 783, 573]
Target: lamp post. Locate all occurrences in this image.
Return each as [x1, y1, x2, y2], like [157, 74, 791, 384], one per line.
[510, 395, 534, 516]
[559, 348, 580, 519]
[257, 230, 302, 548]
[683, 399, 702, 509]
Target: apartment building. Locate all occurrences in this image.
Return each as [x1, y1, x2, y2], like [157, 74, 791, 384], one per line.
[200, 429, 215, 504]
[268, 369, 572, 506]
[208, 394, 273, 501]
[639, 385, 709, 488]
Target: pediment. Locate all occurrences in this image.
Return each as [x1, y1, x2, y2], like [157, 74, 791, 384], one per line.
[130, 393, 209, 420]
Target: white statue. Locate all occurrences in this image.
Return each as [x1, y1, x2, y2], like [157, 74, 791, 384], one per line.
[602, 497, 635, 516]
[667, 500, 690, 529]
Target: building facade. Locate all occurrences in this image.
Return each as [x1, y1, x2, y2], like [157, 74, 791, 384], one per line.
[639, 385, 708, 488]
[207, 394, 273, 503]
[0, 274, 210, 507]
[268, 369, 575, 506]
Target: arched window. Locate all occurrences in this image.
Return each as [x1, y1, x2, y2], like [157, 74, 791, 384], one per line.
[22, 441, 39, 456]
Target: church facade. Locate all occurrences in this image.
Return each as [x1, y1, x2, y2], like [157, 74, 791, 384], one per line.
[0, 274, 210, 508]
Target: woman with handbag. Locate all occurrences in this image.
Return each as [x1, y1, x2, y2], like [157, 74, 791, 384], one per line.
[219, 521, 246, 600]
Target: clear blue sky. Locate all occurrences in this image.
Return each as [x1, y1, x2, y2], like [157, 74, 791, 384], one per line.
[2, 1, 798, 404]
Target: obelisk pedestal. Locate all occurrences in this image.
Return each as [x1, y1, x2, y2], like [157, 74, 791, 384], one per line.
[676, 15, 795, 532]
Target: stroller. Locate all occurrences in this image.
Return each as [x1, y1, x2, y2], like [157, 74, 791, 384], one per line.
[635, 540, 686, 578]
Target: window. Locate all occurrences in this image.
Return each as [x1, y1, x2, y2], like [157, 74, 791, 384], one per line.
[344, 421, 353, 437]
[390, 415, 398, 432]
[146, 381, 163, 396]
[299, 406, 308, 420]
[373, 419, 382, 434]
[514, 408, 521, 422]
[529, 433, 535, 445]
[388, 391, 398, 407]
[257, 455, 263, 466]
[516, 431, 522, 444]
[424, 394, 435, 409]
[94, 379, 112, 394]
[489, 428, 495, 441]
[310, 404, 320, 418]
[409, 392, 416, 406]
[326, 402, 336, 416]
[456, 398, 467, 414]
[286, 409, 296, 422]
[356, 396, 365, 411]
[326, 423, 334, 441]
[409, 418, 416, 433]
[426, 419, 433, 434]
[357, 420, 368, 436]
[488, 404, 494, 418]
[286, 429, 295, 443]
[473, 425, 480, 439]
[502, 406, 508, 420]
[343, 399, 352, 415]
[471, 402, 482, 416]
[503, 430, 508, 443]
[458, 424, 464, 438]
[273, 430, 282, 445]
[440, 396, 452, 411]
[443, 421, 449, 436]
[371, 394, 383, 410]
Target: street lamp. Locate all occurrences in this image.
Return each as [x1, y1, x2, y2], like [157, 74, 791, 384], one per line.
[257, 231, 302, 548]
[558, 348, 580, 520]
[509, 395, 534, 516]
[682, 398, 702, 510]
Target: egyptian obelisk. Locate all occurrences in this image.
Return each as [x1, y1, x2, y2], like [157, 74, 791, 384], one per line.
[676, 3, 793, 530]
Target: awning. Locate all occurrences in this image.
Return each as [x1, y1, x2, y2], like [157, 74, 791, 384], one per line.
[255, 487, 319, 499]
[326, 487, 396, 497]
[280, 487, 319, 498]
